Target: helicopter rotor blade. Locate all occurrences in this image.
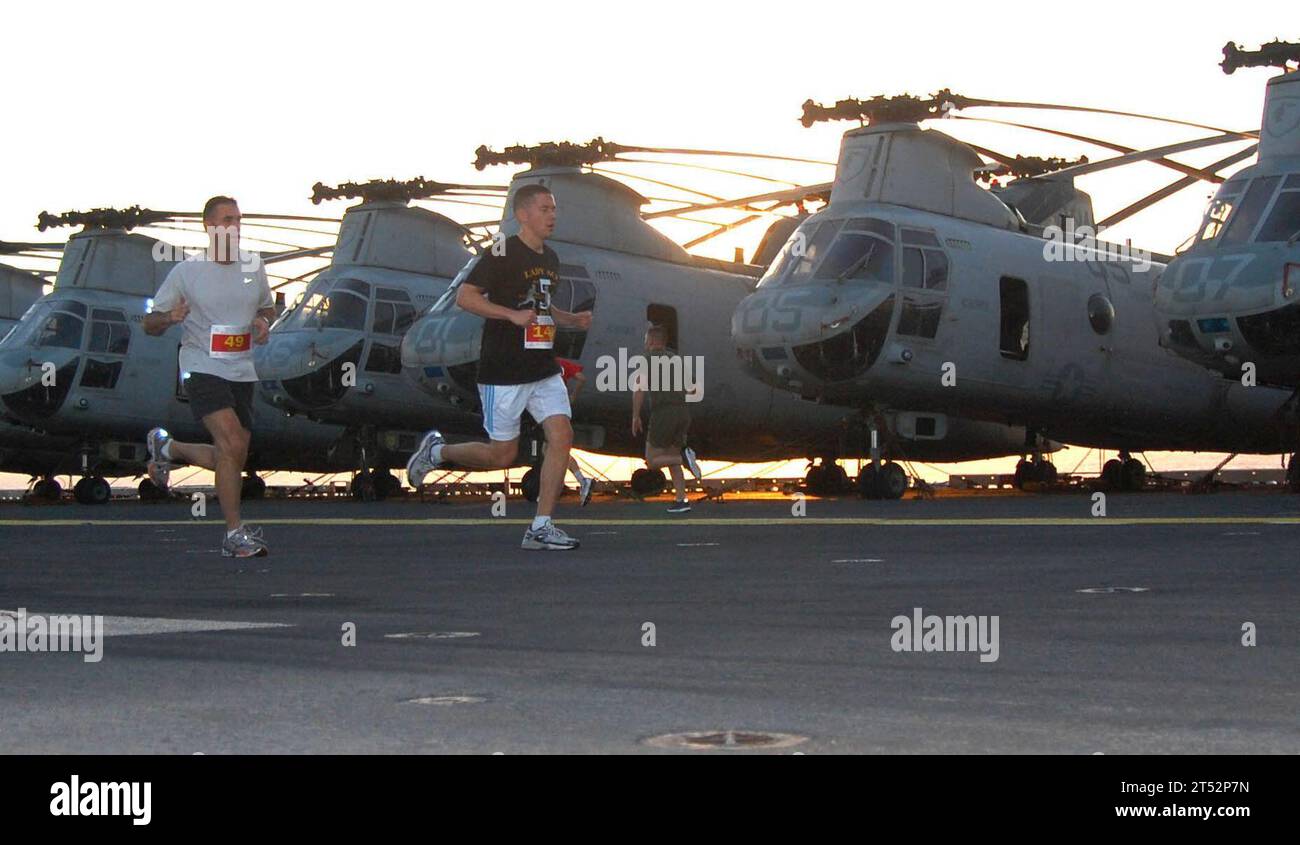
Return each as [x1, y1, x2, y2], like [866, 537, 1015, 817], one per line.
[609, 157, 804, 187]
[1044, 133, 1254, 180]
[949, 95, 1258, 139]
[643, 183, 833, 220]
[1097, 145, 1259, 228]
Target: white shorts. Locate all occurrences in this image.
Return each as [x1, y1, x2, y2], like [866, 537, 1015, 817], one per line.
[478, 373, 571, 442]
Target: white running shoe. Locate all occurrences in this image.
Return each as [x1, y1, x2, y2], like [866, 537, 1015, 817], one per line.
[222, 525, 269, 558]
[578, 475, 593, 506]
[521, 522, 580, 550]
[146, 427, 172, 490]
[405, 429, 445, 488]
[682, 446, 703, 483]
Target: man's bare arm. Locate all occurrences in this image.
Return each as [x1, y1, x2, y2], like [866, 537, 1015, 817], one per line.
[456, 283, 533, 327]
[551, 307, 593, 330]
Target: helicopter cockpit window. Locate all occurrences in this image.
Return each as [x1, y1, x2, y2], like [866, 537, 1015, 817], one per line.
[0, 301, 51, 348]
[1220, 175, 1281, 246]
[1198, 180, 1247, 243]
[756, 237, 797, 289]
[372, 288, 416, 336]
[428, 256, 482, 314]
[1255, 177, 1300, 243]
[88, 309, 131, 355]
[815, 232, 894, 284]
[785, 220, 843, 285]
[300, 278, 370, 331]
[37, 304, 86, 349]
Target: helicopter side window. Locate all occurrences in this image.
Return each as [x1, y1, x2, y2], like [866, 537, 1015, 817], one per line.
[1220, 175, 1281, 246]
[37, 310, 85, 349]
[897, 297, 943, 339]
[372, 288, 415, 336]
[1255, 179, 1300, 243]
[786, 220, 843, 284]
[88, 309, 131, 355]
[902, 247, 949, 291]
[815, 233, 895, 284]
[1198, 180, 1247, 243]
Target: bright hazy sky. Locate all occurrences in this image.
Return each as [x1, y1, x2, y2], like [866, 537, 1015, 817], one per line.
[1, 1, 1294, 488]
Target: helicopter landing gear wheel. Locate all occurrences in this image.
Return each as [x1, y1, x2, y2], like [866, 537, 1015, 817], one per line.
[521, 466, 541, 503]
[138, 478, 165, 501]
[1100, 459, 1124, 491]
[1122, 458, 1146, 491]
[33, 478, 63, 501]
[74, 476, 111, 505]
[858, 462, 907, 499]
[630, 467, 667, 497]
[241, 474, 267, 500]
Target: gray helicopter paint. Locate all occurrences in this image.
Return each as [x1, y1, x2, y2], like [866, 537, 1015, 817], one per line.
[1154, 68, 1300, 387]
[734, 186, 1296, 453]
[401, 167, 1035, 464]
[255, 201, 483, 437]
[0, 231, 349, 477]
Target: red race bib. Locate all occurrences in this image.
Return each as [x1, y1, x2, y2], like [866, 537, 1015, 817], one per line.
[209, 324, 252, 358]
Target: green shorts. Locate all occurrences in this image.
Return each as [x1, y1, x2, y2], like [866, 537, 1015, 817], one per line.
[647, 405, 691, 450]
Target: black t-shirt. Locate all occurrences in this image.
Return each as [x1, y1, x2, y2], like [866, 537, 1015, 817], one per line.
[467, 235, 563, 386]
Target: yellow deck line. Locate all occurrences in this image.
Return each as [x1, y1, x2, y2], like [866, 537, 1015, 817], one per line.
[0, 516, 1297, 527]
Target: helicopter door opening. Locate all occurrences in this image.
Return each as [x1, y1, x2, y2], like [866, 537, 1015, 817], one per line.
[552, 267, 597, 360]
[646, 303, 678, 350]
[999, 276, 1030, 361]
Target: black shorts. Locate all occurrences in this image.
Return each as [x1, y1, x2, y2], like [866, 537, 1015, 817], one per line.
[186, 373, 255, 431]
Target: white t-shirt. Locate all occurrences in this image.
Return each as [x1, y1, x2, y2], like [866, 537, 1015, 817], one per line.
[152, 251, 273, 383]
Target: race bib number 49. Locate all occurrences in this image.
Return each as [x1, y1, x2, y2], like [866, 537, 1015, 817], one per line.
[210, 324, 252, 358]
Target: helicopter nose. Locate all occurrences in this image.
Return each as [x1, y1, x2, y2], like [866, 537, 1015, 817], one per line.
[0, 348, 77, 396]
[255, 329, 356, 381]
[0, 350, 80, 421]
[733, 284, 891, 350]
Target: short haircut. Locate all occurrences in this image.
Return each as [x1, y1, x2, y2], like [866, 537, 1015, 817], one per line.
[513, 184, 554, 214]
[203, 195, 238, 222]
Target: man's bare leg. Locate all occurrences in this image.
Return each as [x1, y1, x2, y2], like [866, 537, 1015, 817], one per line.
[167, 441, 216, 470]
[536, 415, 572, 519]
[193, 409, 250, 531]
[440, 439, 517, 470]
[646, 445, 687, 499]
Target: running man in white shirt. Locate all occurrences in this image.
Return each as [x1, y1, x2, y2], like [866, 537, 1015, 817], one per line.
[143, 196, 275, 558]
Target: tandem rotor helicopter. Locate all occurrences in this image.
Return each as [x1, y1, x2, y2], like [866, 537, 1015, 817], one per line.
[1153, 40, 1300, 392]
[400, 138, 1047, 500]
[0, 206, 355, 503]
[728, 80, 1300, 495]
[254, 176, 504, 499]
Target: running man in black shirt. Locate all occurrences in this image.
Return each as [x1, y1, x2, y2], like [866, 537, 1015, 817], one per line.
[406, 184, 592, 550]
